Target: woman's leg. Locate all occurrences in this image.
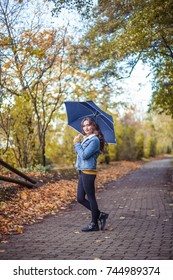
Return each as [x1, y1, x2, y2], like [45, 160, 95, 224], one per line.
[77, 171, 91, 211]
[81, 173, 100, 224]
[77, 172, 108, 231]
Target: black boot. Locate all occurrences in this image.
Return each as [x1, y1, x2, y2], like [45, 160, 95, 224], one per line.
[99, 212, 109, 230]
[81, 222, 99, 232]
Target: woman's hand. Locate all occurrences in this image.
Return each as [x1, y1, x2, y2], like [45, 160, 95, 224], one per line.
[73, 134, 83, 144]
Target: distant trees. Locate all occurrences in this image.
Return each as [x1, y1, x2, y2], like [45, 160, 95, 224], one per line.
[111, 113, 172, 162]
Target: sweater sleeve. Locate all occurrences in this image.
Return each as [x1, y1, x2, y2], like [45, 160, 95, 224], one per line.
[74, 137, 100, 160]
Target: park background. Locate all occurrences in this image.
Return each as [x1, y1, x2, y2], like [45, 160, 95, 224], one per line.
[0, 0, 173, 237]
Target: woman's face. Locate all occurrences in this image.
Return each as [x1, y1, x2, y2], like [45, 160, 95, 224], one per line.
[82, 120, 95, 136]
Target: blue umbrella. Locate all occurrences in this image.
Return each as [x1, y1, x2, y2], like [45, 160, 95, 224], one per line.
[64, 100, 116, 144]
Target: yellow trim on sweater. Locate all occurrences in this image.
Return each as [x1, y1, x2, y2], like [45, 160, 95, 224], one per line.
[81, 170, 97, 175]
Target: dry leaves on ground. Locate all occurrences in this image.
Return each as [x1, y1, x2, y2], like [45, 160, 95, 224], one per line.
[0, 161, 142, 239]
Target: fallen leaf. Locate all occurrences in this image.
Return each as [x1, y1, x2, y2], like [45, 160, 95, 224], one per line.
[20, 191, 28, 200]
[0, 202, 7, 210]
[17, 226, 23, 234]
[95, 239, 104, 243]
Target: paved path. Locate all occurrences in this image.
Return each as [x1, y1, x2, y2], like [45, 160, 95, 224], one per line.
[0, 158, 173, 260]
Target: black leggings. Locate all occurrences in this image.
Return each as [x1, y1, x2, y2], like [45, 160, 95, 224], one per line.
[77, 171, 100, 224]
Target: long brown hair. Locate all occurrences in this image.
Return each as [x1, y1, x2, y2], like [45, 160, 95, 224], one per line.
[81, 117, 107, 152]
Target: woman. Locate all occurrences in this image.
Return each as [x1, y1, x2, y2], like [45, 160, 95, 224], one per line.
[73, 117, 109, 232]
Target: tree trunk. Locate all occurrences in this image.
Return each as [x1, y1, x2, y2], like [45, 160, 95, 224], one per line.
[0, 175, 36, 188]
[0, 158, 37, 184]
[41, 136, 46, 167]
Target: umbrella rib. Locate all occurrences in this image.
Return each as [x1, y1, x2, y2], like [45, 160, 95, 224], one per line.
[87, 102, 114, 124]
[97, 116, 114, 132]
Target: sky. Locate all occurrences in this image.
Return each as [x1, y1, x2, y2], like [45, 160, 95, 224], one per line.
[116, 62, 153, 114]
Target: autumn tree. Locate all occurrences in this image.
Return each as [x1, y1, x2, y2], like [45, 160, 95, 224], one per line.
[76, 0, 173, 117]
[0, 102, 15, 157]
[0, 0, 77, 166]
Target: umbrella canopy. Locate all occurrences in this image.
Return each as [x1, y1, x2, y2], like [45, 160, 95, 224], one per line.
[64, 100, 116, 144]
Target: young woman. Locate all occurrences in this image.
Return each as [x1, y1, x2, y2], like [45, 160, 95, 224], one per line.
[73, 117, 109, 232]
